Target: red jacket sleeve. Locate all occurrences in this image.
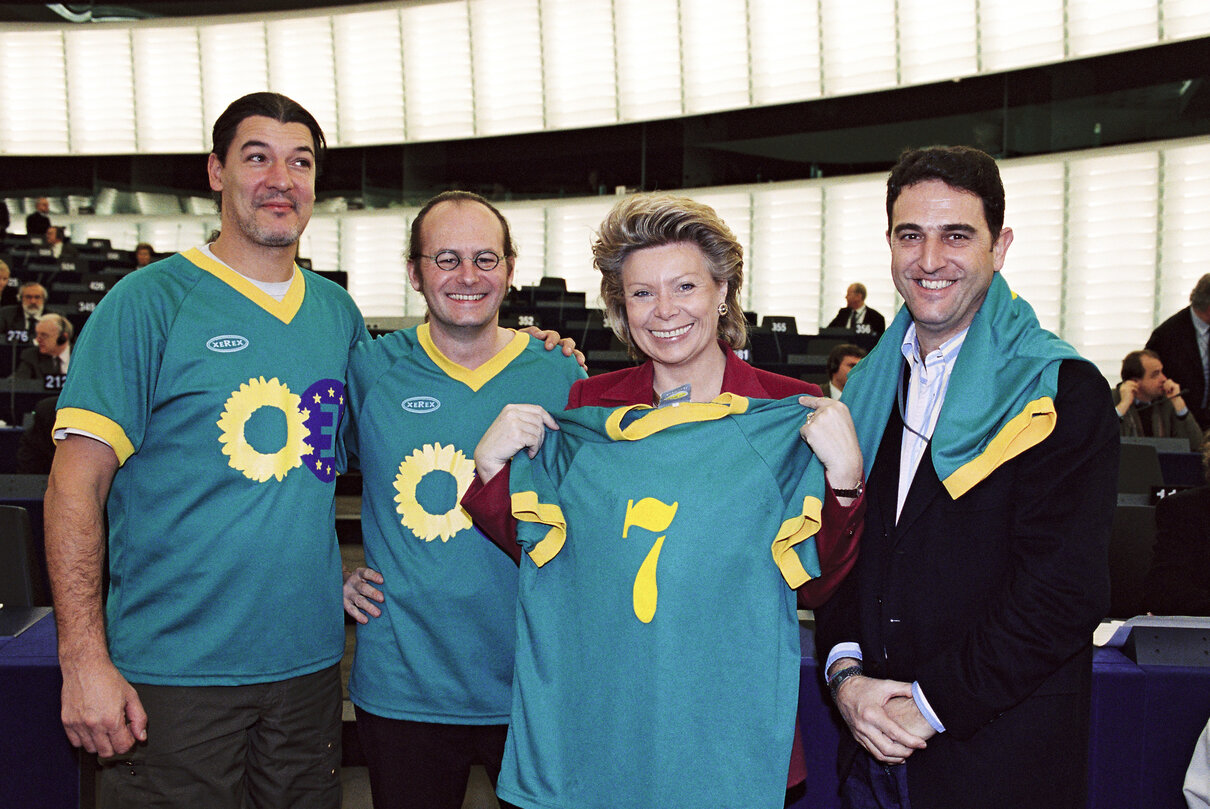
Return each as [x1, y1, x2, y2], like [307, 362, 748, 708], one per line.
[797, 482, 864, 608]
[462, 468, 522, 565]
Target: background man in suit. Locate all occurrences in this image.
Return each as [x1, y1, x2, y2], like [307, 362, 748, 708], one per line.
[1147, 273, 1210, 431]
[13, 313, 71, 379]
[827, 282, 886, 336]
[816, 145, 1118, 809]
[0, 259, 14, 307]
[26, 196, 50, 238]
[1113, 348, 1204, 451]
[44, 225, 79, 263]
[0, 282, 50, 337]
[827, 342, 866, 400]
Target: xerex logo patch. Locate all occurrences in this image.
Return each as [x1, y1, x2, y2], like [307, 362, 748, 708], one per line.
[206, 335, 249, 353]
[402, 396, 441, 414]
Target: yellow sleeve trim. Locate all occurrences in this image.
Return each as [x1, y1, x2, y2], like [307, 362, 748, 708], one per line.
[771, 495, 822, 588]
[53, 407, 136, 466]
[942, 396, 1057, 499]
[604, 392, 750, 440]
[511, 489, 567, 567]
[417, 323, 529, 392]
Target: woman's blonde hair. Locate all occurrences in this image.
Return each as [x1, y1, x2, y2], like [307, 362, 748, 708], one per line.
[593, 193, 747, 360]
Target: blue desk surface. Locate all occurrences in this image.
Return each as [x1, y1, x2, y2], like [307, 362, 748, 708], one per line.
[793, 629, 1210, 809]
[0, 610, 86, 809]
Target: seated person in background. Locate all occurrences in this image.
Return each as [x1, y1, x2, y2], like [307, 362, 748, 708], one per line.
[827, 282, 886, 335]
[134, 242, 155, 268]
[16, 395, 59, 474]
[1113, 349, 1204, 452]
[25, 197, 50, 238]
[44, 225, 78, 263]
[0, 282, 51, 337]
[1143, 439, 1210, 616]
[13, 313, 72, 379]
[827, 342, 867, 399]
[0, 259, 15, 307]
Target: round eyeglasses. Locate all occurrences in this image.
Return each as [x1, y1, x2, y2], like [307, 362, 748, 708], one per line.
[421, 249, 503, 272]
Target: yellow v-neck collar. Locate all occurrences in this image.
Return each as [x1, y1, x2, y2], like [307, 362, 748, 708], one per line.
[605, 393, 750, 440]
[184, 247, 305, 324]
[418, 322, 529, 392]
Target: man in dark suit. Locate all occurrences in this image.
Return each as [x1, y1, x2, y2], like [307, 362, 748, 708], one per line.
[13, 313, 72, 379]
[1146, 274, 1210, 431]
[0, 282, 50, 338]
[25, 197, 50, 238]
[815, 146, 1118, 809]
[44, 225, 79, 264]
[827, 282, 886, 336]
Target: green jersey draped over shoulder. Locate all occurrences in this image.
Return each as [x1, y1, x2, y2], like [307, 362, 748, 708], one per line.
[55, 248, 369, 685]
[344, 323, 584, 724]
[500, 394, 823, 809]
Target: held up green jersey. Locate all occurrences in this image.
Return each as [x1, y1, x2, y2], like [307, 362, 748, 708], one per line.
[500, 394, 823, 809]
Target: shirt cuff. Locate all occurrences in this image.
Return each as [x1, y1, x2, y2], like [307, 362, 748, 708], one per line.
[826, 642, 863, 674]
[912, 681, 946, 733]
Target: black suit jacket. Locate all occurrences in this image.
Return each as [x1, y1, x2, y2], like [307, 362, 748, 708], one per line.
[1143, 486, 1210, 616]
[25, 211, 49, 238]
[1146, 307, 1209, 429]
[13, 347, 61, 379]
[816, 359, 1117, 808]
[0, 305, 38, 339]
[827, 305, 886, 335]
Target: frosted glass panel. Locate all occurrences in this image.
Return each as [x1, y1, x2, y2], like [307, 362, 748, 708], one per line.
[682, 0, 750, 115]
[1064, 152, 1159, 379]
[540, 0, 617, 129]
[1158, 142, 1210, 319]
[1162, 0, 1210, 39]
[471, 0, 545, 135]
[543, 198, 616, 298]
[133, 26, 206, 153]
[820, 0, 897, 95]
[748, 185, 824, 329]
[898, 0, 977, 84]
[978, 0, 1065, 71]
[615, 0, 682, 121]
[401, 2, 475, 140]
[66, 28, 136, 153]
[750, 1, 822, 105]
[333, 10, 405, 145]
[1068, 0, 1158, 57]
[0, 30, 69, 155]
[500, 205, 548, 288]
[340, 212, 410, 318]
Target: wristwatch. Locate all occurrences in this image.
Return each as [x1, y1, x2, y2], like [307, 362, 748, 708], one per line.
[832, 480, 864, 499]
[827, 664, 864, 702]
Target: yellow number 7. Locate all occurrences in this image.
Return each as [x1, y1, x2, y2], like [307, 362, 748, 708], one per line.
[622, 497, 679, 623]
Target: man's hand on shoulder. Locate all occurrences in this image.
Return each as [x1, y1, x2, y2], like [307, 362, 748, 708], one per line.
[59, 654, 147, 757]
[834, 674, 929, 764]
[519, 326, 587, 371]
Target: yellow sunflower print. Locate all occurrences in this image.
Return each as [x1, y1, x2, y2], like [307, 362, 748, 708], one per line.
[216, 376, 310, 482]
[394, 443, 475, 542]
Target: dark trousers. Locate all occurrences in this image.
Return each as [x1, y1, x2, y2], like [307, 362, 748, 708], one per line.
[98, 663, 342, 809]
[841, 751, 913, 809]
[354, 706, 508, 809]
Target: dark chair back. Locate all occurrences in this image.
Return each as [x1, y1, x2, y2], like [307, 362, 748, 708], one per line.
[0, 505, 39, 607]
